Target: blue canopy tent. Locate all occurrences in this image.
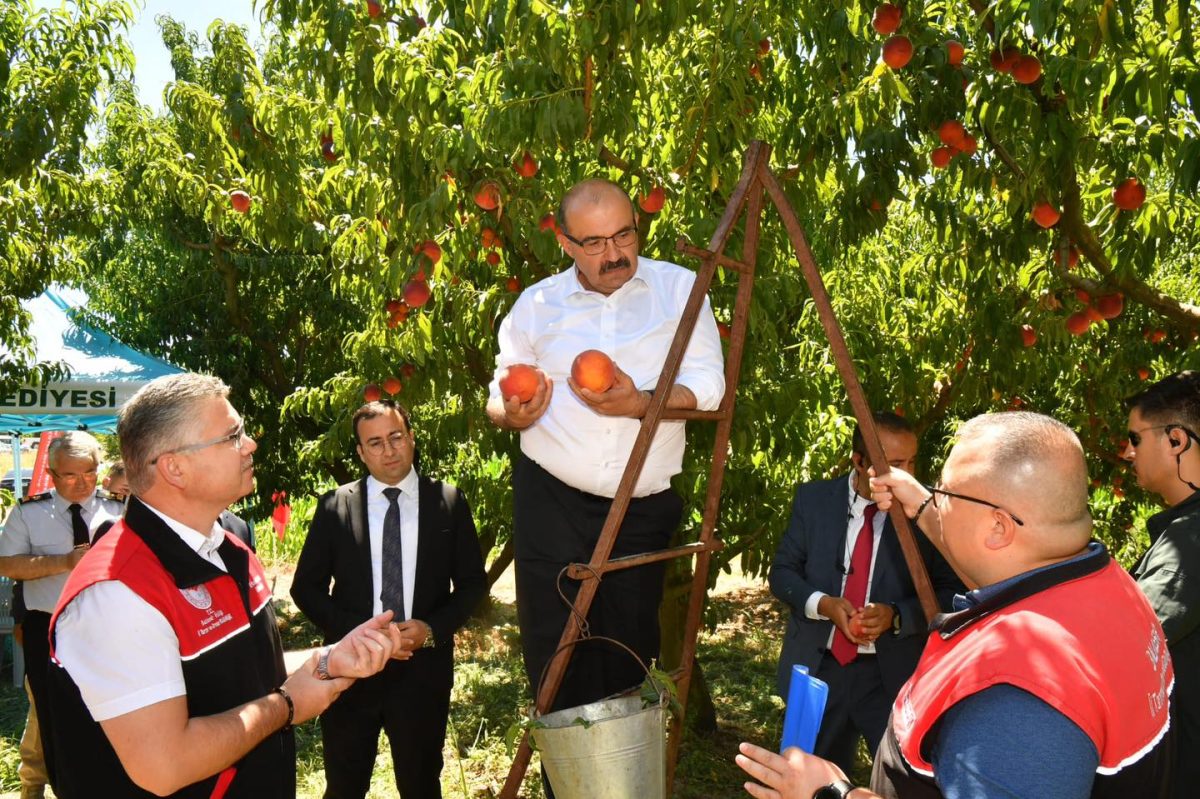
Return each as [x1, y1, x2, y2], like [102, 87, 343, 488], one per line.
[1, 289, 184, 495]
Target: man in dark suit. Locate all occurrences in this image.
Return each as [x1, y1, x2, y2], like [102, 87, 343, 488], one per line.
[291, 400, 487, 799]
[769, 412, 960, 775]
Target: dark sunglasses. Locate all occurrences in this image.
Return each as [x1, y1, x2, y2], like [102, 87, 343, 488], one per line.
[1127, 425, 1170, 447]
[923, 483, 1026, 526]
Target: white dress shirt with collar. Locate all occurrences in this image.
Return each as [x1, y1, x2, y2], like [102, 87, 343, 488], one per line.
[366, 469, 420, 619]
[803, 473, 887, 654]
[53, 500, 228, 721]
[489, 257, 726, 498]
[0, 488, 125, 612]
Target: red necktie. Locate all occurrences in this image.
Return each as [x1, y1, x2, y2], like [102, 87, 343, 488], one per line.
[831, 504, 877, 666]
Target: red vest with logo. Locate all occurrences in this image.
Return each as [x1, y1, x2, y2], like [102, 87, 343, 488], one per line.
[48, 499, 293, 799]
[878, 553, 1172, 798]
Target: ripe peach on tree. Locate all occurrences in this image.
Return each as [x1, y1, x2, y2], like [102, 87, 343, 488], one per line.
[882, 35, 913, 69]
[872, 3, 901, 36]
[1112, 178, 1146, 211]
[638, 185, 666, 213]
[230, 190, 251, 213]
[1032, 202, 1061, 228]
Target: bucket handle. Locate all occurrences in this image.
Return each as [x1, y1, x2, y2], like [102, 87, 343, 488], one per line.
[534, 634, 666, 718]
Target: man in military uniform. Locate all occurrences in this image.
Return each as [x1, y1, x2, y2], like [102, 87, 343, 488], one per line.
[0, 431, 124, 792]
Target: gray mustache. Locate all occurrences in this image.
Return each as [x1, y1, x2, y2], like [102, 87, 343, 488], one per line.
[600, 258, 630, 274]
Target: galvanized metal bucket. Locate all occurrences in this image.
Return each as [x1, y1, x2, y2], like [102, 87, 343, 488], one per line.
[531, 693, 666, 799]
[529, 635, 668, 799]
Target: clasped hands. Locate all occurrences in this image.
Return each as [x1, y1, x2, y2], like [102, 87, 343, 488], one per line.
[282, 612, 432, 726]
[817, 596, 894, 644]
[324, 612, 431, 680]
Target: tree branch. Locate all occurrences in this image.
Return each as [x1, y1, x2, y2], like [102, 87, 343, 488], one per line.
[1058, 155, 1200, 326]
[980, 125, 1026, 180]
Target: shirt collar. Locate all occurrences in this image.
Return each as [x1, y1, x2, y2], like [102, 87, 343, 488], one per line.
[951, 541, 1107, 613]
[846, 473, 874, 518]
[1146, 489, 1200, 545]
[562, 260, 651, 298]
[51, 488, 98, 514]
[367, 467, 420, 499]
[139, 500, 227, 559]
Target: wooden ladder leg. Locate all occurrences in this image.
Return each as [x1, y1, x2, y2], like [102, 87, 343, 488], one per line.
[665, 149, 767, 794]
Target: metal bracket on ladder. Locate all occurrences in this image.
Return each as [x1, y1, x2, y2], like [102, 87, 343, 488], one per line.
[499, 140, 940, 798]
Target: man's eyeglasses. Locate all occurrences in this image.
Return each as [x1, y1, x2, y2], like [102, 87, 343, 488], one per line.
[362, 431, 411, 455]
[1127, 425, 1170, 447]
[561, 226, 638, 256]
[149, 423, 247, 465]
[923, 483, 1026, 526]
[49, 468, 98, 483]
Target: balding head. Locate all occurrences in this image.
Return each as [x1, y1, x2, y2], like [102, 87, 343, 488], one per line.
[556, 178, 634, 236]
[554, 178, 641, 296]
[946, 412, 1092, 569]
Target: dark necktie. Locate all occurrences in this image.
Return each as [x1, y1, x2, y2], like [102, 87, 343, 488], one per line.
[831, 503, 878, 666]
[380, 487, 406, 620]
[68, 502, 89, 547]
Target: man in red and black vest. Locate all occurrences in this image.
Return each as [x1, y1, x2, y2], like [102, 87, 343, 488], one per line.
[738, 411, 1174, 799]
[47, 373, 405, 798]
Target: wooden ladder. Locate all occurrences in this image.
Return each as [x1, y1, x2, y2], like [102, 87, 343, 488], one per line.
[500, 140, 940, 798]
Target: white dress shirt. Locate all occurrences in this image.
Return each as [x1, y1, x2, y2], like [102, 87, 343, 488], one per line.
[366, 469, 420, 619]
[804, 474, 886, 654]
[489, 257, 726, 497]
[54, 502, 228, 721]
[0, 489, 124, 612]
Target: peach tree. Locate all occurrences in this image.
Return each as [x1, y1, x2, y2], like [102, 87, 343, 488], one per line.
[69, 0, 1198, 593]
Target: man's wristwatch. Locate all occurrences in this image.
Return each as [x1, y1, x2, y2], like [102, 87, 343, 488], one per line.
[890, 603, 902, 635]
[421, 621, 436, 649]
[813, 779, 857, 799]
[316, 645, 334, 680]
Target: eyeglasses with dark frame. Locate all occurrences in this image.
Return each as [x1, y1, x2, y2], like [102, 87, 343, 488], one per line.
[1127, 425, 1171, 448]
[149, 423, 247, 465]
[560, 225, 638, 256]
[361, 430, 412, 456]
[923, 483, 1026, 526]
[49, 467, 98, 482]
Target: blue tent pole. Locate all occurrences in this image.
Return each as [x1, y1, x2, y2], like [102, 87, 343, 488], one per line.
[10, 435, 22, 498]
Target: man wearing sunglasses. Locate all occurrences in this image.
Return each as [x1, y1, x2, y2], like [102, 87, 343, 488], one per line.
[739, 411, 1173, 799]
[769, 412, 960, 777]
[0, 431, 124, 795]
[1125, 370, 1200, 799]
[292, 399, 486, 799]
[486, 178, 725, 727]
[45, 374, 403, 798]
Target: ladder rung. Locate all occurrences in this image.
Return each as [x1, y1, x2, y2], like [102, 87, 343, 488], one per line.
[675, 240, 752, 273]
[566, 540, 725, 580]
[662, 408, 728, 421]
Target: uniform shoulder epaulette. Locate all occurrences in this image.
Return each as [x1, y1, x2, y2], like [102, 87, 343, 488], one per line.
[96, 489, 126, 503]
[18, 492, 51, 505]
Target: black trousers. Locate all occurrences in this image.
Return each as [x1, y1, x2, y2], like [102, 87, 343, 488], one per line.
[812, 650, 891, 775]
[319, 650, 453, 799]
[513, 456, 683, 713]
[22, 611, 58, 791]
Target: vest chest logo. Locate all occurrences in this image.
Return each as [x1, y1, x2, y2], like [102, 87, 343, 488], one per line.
[899, 690, 916, 734]
[180, 585, 213, 610]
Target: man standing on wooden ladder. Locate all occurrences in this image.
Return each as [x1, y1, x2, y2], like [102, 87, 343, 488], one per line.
[487, 178, 726, 724]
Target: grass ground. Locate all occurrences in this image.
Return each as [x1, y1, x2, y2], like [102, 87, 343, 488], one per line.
[0, 566, 874, 798]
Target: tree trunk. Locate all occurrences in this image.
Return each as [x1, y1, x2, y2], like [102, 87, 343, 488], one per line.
[658, 558, 717, 733]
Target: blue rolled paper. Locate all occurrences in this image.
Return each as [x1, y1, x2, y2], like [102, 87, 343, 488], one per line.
[780, 664, 829, 753]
